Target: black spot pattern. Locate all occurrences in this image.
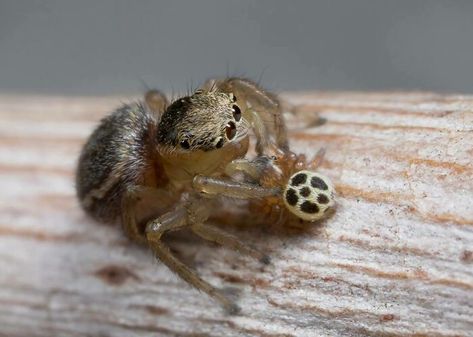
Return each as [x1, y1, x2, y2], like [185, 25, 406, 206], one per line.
[317, 193, 329, 204]
[311, 176, 328, 190]
[285, 188, 299, 206]
[300, 201, 319, 214]
[291, 173, 307, 186]
[299, 186, 311, 197]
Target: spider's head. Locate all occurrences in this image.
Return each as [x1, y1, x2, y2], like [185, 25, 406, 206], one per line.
[156, 89, 248, 154]
[283, 170, 336, 222]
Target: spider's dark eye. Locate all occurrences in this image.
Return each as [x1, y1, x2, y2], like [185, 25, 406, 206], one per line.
[225, 121, 236, 140]
[180, 139, 190, 149]
[232, 94, 237, 102]
[215, 137, 224, 148]
[232, 105, 241, 121]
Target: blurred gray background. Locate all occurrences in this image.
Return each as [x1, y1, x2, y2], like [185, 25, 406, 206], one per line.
[1, 0, 473, 95]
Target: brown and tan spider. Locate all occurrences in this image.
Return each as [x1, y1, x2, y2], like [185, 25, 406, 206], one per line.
[76, 77, 335, 313]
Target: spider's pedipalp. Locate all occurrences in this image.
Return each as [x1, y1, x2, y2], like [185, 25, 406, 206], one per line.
[283, 170, 335, 221]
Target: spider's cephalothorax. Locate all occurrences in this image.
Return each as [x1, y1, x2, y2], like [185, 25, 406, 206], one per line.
[76, 77, 325, 314]
[157, 91, 246, 153]
[155, 90, 250, 186]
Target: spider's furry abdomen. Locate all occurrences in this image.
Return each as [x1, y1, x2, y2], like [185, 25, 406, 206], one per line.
[76, 104, 160, 222]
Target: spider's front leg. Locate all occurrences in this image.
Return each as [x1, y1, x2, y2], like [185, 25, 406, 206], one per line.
[210, 155, 336, 223]
[122, 186, 178, 245]
[193, 156, 285, 201]
[192, 175, 280, 199]
[122, 187, 269, 313]
[191, 222, 271, 265]
[191, 175, 277, 262]
[143, 198, 241, 314]
[202, 77, 289, 155]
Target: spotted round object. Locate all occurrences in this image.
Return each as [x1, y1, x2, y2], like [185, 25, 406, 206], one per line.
[283, 170, 335, 221]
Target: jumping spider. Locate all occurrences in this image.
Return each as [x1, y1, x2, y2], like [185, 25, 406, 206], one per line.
[76, 77, 335, 313]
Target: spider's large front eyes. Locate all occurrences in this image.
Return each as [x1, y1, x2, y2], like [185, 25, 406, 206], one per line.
[225, 121, 236, 140]
[232, 105, 241, 121]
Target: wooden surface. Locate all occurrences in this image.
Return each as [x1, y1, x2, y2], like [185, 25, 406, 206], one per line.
[0, 92, 472, 337]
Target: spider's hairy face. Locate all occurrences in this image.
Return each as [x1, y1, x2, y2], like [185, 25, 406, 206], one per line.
[156, 90, 248, 154]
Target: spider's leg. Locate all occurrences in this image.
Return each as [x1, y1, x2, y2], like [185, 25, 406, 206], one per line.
[122, 185, 176, 245]
[191, 222, 270, 264]
[193, 175, 280, 199]
[145, 199, 241, 314]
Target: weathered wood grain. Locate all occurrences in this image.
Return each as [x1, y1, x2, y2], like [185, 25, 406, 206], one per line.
[0, 92, 472, 337]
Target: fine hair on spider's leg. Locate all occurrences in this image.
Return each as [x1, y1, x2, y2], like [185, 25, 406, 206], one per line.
[122, 187, 150, 245]
[308, 148, 326, 170]
[192, 175, 280, 199]
[122, 185, 178, 244]
[191, 222, 270, 264]
[143, 199, 242, 314]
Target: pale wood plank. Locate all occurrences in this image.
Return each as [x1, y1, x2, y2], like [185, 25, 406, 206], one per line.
[0, 92, 472, 337]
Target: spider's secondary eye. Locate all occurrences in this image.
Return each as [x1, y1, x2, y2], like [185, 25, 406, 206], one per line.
[225, 121, 236, 140]
[232, 105, 241, 121]
[232, 94, 237, 102]
[215, 137, 224, 148]
[180, 139, 190, 149]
